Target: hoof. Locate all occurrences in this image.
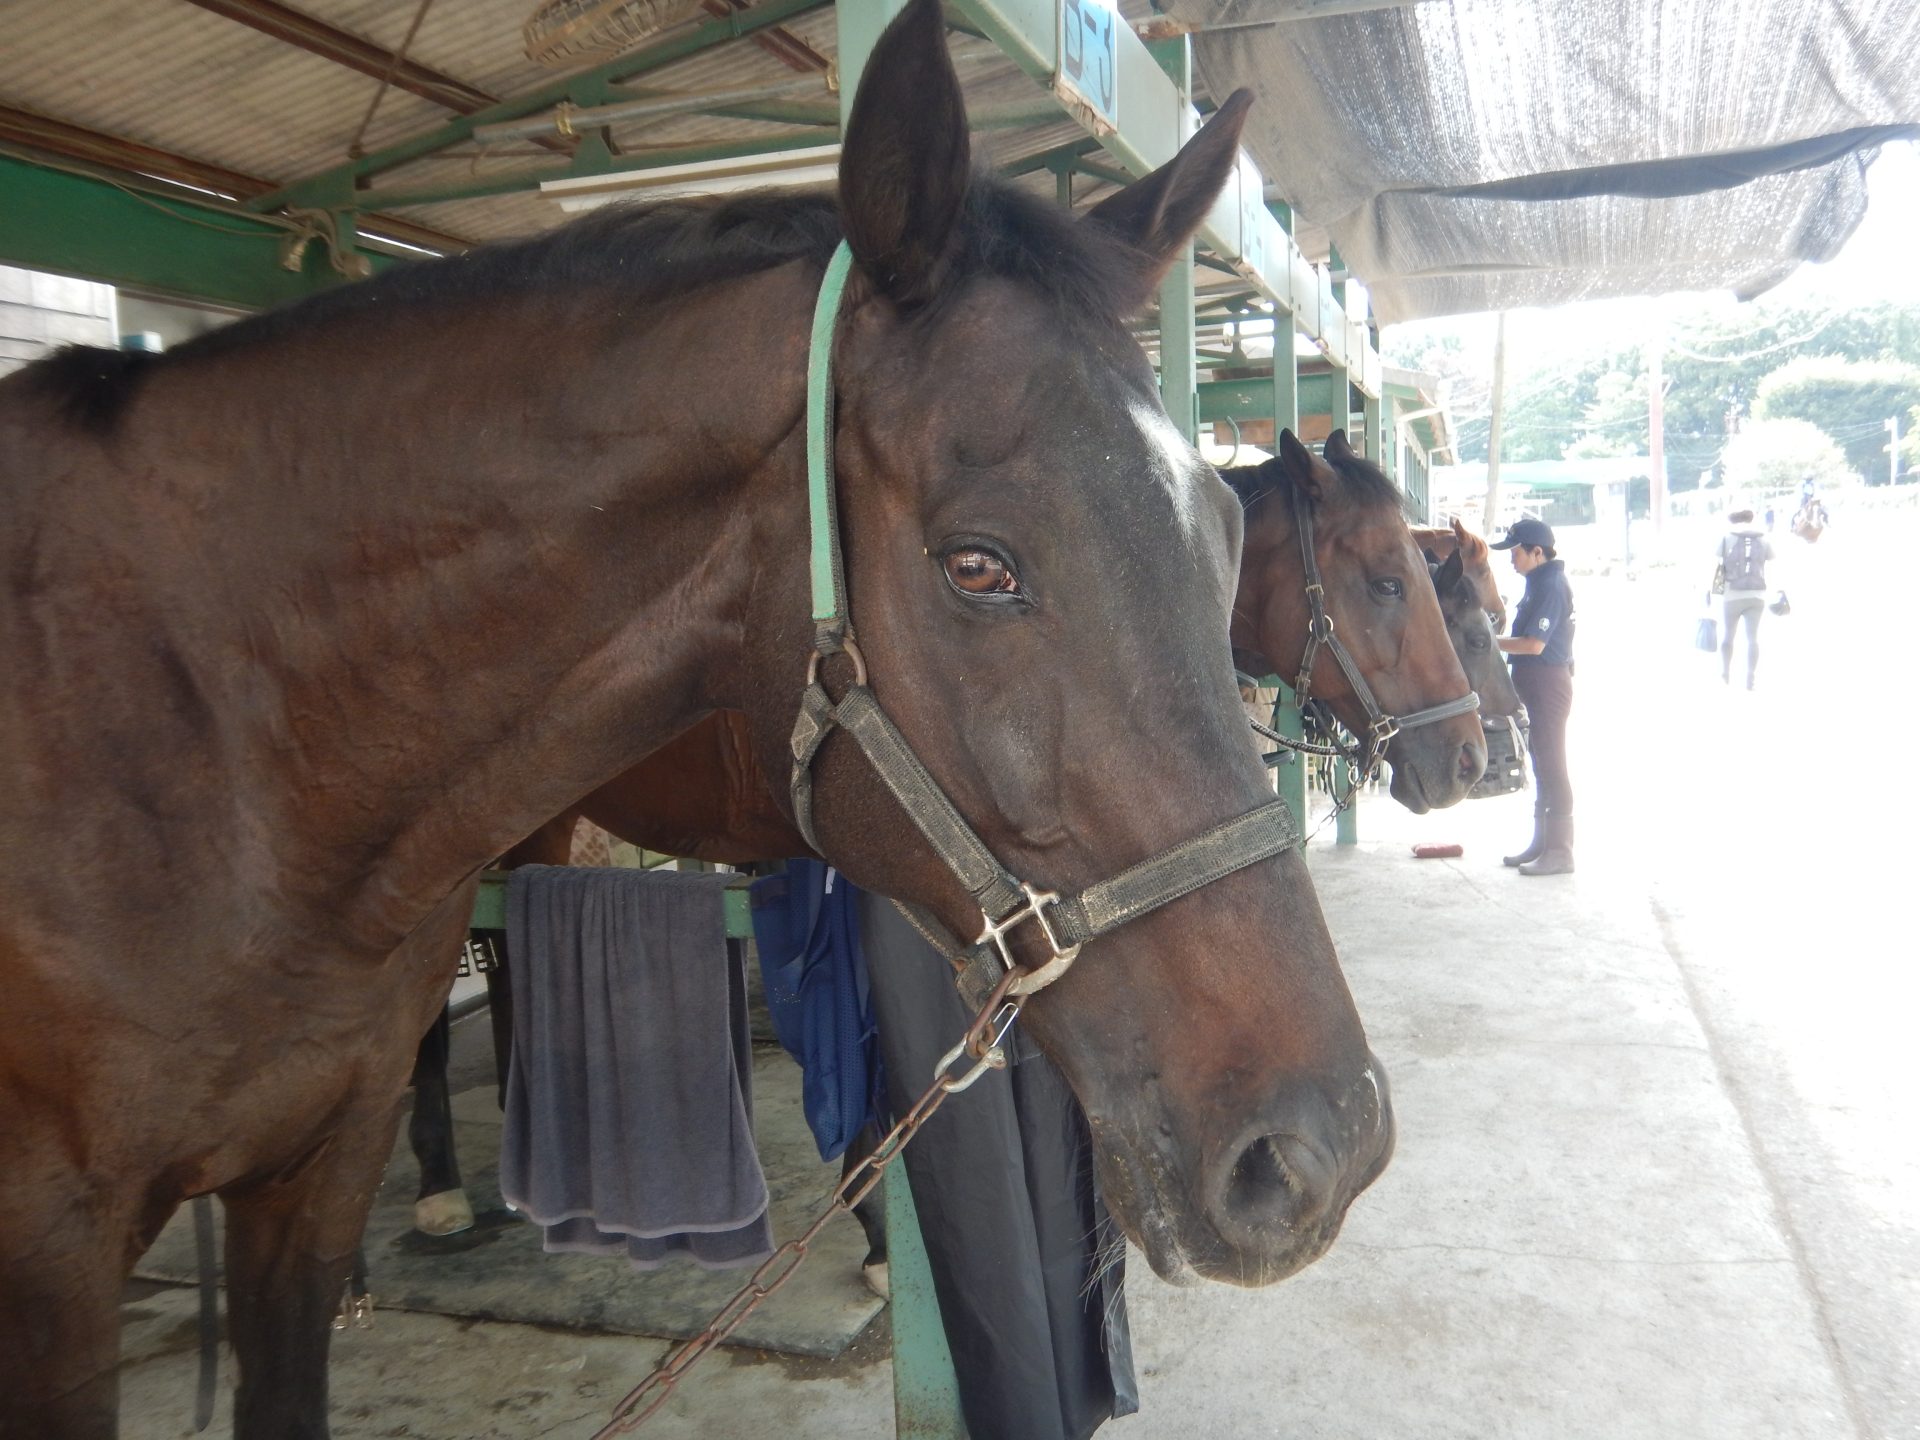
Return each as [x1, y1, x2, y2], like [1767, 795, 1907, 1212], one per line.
[862, 1261, 890, 1300]
[414, 1189, 475, 1236]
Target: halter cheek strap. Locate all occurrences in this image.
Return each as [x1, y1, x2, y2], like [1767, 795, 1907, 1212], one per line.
[788, 241, 1299, 1001]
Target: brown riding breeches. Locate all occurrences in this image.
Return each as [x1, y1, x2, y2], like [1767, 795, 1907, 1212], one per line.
[1514, 662, 1573, 818]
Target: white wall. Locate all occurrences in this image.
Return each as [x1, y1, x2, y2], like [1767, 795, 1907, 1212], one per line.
[0, 264, 116, 377]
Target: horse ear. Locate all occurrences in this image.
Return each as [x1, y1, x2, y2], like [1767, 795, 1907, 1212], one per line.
[1082, 90, 1253, 313]
[1435, 548, 1465, 596]
[1323, 429, 1356, 466]
[837, 0, 971, 309]
[1277, 428, 1326, 502]
[1451, 515, 1489, 563]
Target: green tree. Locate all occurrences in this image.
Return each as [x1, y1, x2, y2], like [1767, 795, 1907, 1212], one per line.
[1565, 370, 1647, 458]
[1752, 356, 1920, 483]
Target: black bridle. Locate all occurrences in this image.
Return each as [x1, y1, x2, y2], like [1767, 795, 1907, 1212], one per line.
[1281, 490, 1480, 781]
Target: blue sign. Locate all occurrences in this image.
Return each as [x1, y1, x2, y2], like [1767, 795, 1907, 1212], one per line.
[1057, 0, 1119, 133]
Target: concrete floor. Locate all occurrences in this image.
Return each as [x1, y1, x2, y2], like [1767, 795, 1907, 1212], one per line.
[118, 513, 1918, 1439]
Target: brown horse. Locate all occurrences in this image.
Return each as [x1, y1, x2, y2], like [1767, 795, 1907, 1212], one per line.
[1430, 548, 1522, 719]
[409, 437, 1485, 1234]
[0, 4, 1393, 1436]
[1413, 517, 1507, 628]
[1226, 440, 1486, 812]
[1415, 519, 1521, 721]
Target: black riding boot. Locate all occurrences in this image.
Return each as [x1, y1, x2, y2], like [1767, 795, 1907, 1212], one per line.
[1519, 814, 1575, 876]
[1503, 810, 1547, 868]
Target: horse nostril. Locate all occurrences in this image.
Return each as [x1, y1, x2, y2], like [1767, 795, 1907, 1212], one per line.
[1222, 1132, 1333, 1234]
[1458, 742, 1485, 781]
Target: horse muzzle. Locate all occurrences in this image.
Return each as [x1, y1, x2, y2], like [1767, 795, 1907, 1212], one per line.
[1101, 1054, 1395, 1288]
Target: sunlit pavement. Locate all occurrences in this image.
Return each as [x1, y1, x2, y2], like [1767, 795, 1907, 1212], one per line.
[1114, 503, 1917, 1439]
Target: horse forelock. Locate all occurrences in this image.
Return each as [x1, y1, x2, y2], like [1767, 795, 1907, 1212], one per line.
[1221, 442, 1402, 521]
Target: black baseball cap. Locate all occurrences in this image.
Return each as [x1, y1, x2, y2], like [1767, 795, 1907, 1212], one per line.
[1490, 517, 1554, 551]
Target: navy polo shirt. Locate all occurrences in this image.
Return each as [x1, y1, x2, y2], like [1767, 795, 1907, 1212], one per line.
[1511, 558, 1575, 667]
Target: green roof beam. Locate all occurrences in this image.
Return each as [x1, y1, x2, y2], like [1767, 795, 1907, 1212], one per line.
[1199, 372, 1336, 423]
[0, 153, 383, 309]
[350, 132, 831, 212]
[246, 0, 832, 214]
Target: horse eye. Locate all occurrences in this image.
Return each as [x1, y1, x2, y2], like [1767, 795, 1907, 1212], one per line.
[1370, 577, 1405, 599]
[943, 547, 1021, 598]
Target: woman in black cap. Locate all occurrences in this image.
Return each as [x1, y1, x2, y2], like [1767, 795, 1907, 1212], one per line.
[1491, 517, 1575, 876]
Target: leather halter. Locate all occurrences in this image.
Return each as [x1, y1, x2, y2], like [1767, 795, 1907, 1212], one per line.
[1288, 490, 1480, 781]
[787, 242, 1299, 1003]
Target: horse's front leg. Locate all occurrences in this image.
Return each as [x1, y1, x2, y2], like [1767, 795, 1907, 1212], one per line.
[219, 1090, 409, 1440]
[0, 1122, 135, 1439]
[222, 888, 472, 1440]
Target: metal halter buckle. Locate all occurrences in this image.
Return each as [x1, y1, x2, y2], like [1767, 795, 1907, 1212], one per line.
[974, 882, 1082, 996]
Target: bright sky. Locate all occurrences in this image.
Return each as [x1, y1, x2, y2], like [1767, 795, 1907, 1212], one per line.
[1384, 140, 1920, 364]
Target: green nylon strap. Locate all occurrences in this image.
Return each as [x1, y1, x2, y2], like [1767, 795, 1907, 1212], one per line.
[807, 242, 857, 636]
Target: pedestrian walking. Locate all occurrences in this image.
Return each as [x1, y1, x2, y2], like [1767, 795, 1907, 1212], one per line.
[1715, 508, 1775, 689]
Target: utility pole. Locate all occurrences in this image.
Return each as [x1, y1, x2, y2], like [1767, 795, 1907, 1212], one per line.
[1482, 310, 1507, 532]
[1888, 415, 1901, 487]
[1648, 314, 1666, 532]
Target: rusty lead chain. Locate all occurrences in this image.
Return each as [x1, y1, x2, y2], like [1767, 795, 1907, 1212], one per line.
[592, 970, 1029, 1437]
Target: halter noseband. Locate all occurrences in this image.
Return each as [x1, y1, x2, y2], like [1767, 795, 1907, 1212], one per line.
[787, 242, 1299, 1006]
[1288, 491, 1480, 780]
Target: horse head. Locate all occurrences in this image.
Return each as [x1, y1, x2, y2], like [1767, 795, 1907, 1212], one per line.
[1448, 515, 1507, 627]
[744, 0, 1391, 1286]
[1229, 431, 1486, 812]
[1433, 549, 1521, 719]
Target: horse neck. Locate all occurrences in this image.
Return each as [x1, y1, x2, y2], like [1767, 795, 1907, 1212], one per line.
[161, 268, 815, 947]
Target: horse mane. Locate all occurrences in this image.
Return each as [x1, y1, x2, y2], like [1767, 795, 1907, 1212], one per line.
[1221, 441, 1403, 514]
[18, 175, 1148, 433]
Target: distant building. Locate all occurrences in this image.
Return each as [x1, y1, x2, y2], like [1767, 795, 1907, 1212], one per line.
[1429, 456, 1666, 533]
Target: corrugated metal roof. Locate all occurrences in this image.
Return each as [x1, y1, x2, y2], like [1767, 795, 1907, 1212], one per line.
[4, 0, 1159, 249]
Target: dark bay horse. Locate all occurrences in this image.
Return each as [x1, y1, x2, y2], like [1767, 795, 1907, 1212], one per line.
[408, 434, 1484, 1235]
[0, 3, 1393, 1434]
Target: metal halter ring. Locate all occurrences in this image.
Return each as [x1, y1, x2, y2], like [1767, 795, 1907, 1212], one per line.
[935, 999, 1024, 1093]
[805, 636, 868, 688]
[973, 882, 1083, 996]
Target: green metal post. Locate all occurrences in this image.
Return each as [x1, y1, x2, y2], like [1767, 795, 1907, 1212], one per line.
[1161, 249, 1198, 442]
[1273, 324, 1298, 443]
[1272, 682, 1308, 831]
[1364, 387, 1384, 473]
[832, 2, 966, 1433]
[1329, 363, 1351, 439]
[1155, 39, 1198, 442]
[1336, 784, 1359, 845]
[886, 1173, 969, 1440]
[1269, 199, 1298, 445]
